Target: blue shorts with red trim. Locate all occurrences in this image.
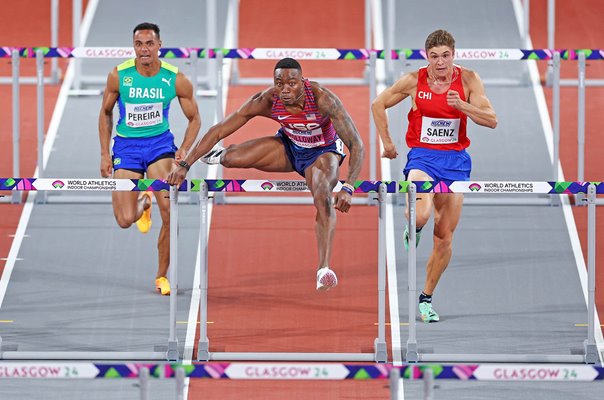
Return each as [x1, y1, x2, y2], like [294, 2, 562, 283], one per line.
[112, 130, 177, 173]
[277, 129, 346, 177]
[403, 147, 472, 181]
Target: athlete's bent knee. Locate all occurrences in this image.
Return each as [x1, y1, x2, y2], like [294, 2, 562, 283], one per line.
[220, 145, 237, 168]
[433, 234, 453, 253]
[115, 214, 134, 229]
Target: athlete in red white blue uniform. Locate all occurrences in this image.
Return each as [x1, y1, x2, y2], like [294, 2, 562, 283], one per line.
[372, 30, 497, 322]
[167, 58, 365, 291]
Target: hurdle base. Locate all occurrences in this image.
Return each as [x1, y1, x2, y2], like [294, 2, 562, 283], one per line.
[583, 340, 599, 364]
[405, 343, 419, 363]
[207, 352, 377, 362]
[374, 338, 388, 363]
[197, 340, 210, 361]
[165, 340, 179, 361]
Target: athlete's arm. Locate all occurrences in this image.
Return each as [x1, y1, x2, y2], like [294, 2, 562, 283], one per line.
[314, 84, 364, 213]
[184, 89, 271, 165]
[371, 73, 416, 159]
[175, 72, 201, 161]
[98, 68, 120, 178]
[448, 70, 497, 129]
[166, 89, 272, 186]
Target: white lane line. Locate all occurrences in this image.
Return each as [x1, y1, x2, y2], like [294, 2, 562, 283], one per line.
[372, 7, 404, 400]
[182, 1, 237, 398]
[512, 0, 603, 362]
[0, 0, 100, 309]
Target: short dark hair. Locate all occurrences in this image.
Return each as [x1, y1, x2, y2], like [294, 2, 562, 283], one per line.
[133, 22, 160, 39]
[425, 29, 455, 51]
[274, 58, 302, 72]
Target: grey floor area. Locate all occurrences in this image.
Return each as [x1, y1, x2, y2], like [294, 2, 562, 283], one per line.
[1, 1, 603, 399]
[0, 0, 227, 399]
[382, 0, 603, 399]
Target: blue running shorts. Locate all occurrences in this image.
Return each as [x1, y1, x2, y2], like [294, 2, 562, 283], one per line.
[403, 147, 472, 181]
[112, 130, 177, 174]
[277, 129, 346, 177]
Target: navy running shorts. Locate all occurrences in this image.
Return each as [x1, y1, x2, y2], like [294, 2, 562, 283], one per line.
[276, 129, 346, 177]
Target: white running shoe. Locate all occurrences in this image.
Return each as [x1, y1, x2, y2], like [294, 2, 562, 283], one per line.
[316, 267, 338, 291]
[200, 145, 225, 165]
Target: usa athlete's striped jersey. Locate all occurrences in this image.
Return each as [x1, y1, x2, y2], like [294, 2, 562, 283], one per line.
[271, 80, 338, 148]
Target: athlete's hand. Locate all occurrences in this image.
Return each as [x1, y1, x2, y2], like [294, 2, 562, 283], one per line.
[382, 142, 398, 159]
[175, 147, 187, 162]
[334, 191, 352, 213]
[166, 161, 188, 187]
[100, 154, 113, 178]
[447, 90, 464, 109]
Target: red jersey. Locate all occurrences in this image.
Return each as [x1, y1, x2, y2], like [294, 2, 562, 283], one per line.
[406, 65, 469, 151]
[271, 80, 338, 148]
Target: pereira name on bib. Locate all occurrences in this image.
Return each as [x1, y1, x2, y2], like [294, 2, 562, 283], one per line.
[125, 102, 163, 127]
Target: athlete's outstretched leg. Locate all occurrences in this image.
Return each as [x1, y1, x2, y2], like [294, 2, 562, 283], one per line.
[424, 193, 464, 295]
[220, 137, 294, 172]
[305, 153, 341, 290]
[146, 158, 174, 295]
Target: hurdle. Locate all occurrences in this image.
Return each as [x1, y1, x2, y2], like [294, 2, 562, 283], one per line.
[192, 179, 397, 362]
[402, 180, 603, 364]
[0, 178, 187, 361]
[0, 361, 602, 400]
[4, 46, 601, 205]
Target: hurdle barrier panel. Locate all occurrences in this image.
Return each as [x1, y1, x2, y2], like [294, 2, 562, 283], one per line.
[191, 179, 396, 362]
[5, 46, 601, 206]
[402, 180, 602, 364]
[0, 361, 602, 400]
[0, 178, 188, 361]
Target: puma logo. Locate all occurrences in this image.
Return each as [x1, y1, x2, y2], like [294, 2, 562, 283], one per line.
[162, 77, 172, 87]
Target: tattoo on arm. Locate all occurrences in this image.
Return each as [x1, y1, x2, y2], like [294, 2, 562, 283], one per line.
[320, 89, 365, 183]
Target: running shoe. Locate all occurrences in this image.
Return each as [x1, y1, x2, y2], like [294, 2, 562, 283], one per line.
[419, 302, 439, 323]
[155, 277, 171, 296]
[403, 226, 422, 251]
[135, 192, 153, 234]
[200, 145, 225, 165]
[316, 267, 338, 291]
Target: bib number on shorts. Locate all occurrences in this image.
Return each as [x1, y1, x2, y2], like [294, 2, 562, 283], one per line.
[420, 117, 460, 144]
[125, 102, 163, 128]
[284, 126, 325, 148]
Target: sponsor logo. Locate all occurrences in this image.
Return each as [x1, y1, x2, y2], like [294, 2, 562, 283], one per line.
[161, 77, 172, 87]
[133, 104, 155, 112]
[261, 182, 274, 191]
[469, 183, 482, 191]
[431, 120, 452, 127]
[52, 180, 65, 189]
[123, 76, 133, 87]
[277, 115, 290, 120]
[64, 180, 118, 191]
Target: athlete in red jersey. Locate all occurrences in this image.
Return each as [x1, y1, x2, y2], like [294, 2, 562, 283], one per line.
[167, 58, 364, 291]
[372, 30, 497, 322]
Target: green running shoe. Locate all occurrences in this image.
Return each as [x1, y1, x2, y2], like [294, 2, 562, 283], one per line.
[419, 302, 440, 323]
[403, 226, 422, 251]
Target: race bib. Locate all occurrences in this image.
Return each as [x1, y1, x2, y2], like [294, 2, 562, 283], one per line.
[420, 117, 460, 144]
[125, 102, 163, 128]
[284, 126, 325, 148]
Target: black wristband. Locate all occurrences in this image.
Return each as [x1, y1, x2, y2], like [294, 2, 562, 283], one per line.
[178, 160, 191, 171]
